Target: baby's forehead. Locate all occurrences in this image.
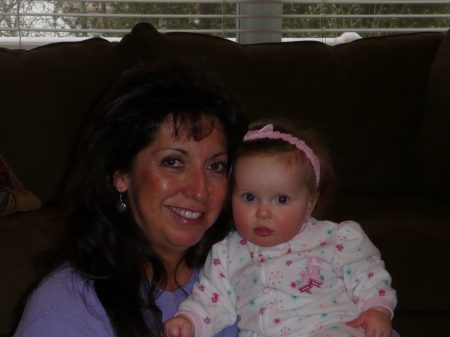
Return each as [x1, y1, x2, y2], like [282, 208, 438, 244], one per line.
[235, 152, 309, 170]
[233, 152, 315, 190]
[234, 153, 311, 180]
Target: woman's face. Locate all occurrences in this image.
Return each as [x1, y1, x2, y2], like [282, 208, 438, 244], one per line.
[113, 118, 228, 259]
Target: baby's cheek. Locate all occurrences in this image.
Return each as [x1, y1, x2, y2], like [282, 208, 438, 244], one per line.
[233, 210, 253, 237]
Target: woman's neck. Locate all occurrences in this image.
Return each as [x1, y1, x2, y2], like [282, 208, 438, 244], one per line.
[165, 262, 193, 291]
[147, 255, 194, 292]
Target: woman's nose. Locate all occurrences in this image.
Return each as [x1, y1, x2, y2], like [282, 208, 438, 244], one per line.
[256, 203, 271, 219]
[183, 169, 209, 202]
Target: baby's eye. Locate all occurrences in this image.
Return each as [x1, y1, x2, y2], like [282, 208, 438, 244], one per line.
[244, 193, 256, 202]
[162, 157, 183, 168]
[277, 195, 289, 204]
[208, 162, 226, 173]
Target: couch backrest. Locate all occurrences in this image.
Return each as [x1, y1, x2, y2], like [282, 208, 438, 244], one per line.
[147, 26, 444, 197]
[421, 32, 450, 203]
[0, 36, 142, 203]
[0, 23, 447, 204]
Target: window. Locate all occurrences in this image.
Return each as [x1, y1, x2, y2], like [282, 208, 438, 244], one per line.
[1, 1, 449, 48]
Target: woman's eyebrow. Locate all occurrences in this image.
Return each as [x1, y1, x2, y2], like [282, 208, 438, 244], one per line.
[167, 148, 227, 159]
[168, 148, 189, 156]
[211, 152, 228, 159]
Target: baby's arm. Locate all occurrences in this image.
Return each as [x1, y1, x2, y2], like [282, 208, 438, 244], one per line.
[164, 315, 195, 337]
[346, 306, 392, 337]
[333, 221, 396, 337]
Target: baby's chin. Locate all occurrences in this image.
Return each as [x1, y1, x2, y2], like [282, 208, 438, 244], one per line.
[245, 236, 289, 248]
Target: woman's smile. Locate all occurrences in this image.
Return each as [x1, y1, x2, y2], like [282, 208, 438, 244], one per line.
[168, 206, 203, 220]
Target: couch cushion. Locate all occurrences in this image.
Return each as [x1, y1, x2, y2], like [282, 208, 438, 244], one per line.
[0, 205, 67, 334]
[0, 154, 41, 217]
[323, 194, 450, 311]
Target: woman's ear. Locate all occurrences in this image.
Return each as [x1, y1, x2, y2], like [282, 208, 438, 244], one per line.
[306, 191, 320, 218]
[113, 171, 129, 193]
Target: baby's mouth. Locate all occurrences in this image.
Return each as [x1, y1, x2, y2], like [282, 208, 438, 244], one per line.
[169, 206, 203, 219]
[254, 227, 274, 237]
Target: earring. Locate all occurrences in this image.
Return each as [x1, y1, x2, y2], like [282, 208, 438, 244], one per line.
[117, 193, 127, 213]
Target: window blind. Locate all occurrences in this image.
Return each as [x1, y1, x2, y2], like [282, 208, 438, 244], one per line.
[1, 0, 449, 48]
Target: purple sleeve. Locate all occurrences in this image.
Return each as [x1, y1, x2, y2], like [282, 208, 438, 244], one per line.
[13, 268, 113, 337]
[15, 268, 237, 337]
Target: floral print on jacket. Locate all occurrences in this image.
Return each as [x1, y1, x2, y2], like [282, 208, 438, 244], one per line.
[178, 218, 397, 337]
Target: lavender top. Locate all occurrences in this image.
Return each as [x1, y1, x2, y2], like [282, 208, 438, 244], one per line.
[13, 266, 239, 337]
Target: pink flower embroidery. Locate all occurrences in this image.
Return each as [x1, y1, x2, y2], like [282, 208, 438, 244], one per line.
[213, 258, 221, 266]
[287, 248, 292, 254]
[290, 282, 297, 288]
[260, 258, 266, 263]
[368, 272, 374, 279]
[240, 238, 247, 246]
[379, 290, 386, 296]
[259, 308, 265, 315]
[198, 284, 205, 292]
[220, 273, 225, 278]
[250, 252, 254, 258]
[274, 318, 280, 324]
[204, 317, 211, 325]
[336, 244, 344, 252]
[212, 293, 219, 303]
[286, 260, 292, 266]
[320, 242, 327, 246]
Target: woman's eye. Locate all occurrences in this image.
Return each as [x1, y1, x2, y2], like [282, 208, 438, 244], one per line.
[244, 193, 256, 202]
[162, 157, 183, 168]
[208, 162, 226, 173]
[277, 195, 288, 204]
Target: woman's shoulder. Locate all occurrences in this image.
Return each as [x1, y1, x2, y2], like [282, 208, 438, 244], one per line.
[28, 267, 98, 310]
[13, 266, 113, 337]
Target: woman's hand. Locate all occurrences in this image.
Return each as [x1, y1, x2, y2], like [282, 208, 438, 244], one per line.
[164, 315, 195, 337]
[346, 306, 392, 337]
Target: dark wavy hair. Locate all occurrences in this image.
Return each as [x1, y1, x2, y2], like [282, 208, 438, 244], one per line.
[229, 119, 335, 216]
[62, 61, 248, 337]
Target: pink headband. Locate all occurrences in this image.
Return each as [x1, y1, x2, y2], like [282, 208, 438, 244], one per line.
[243, 124, 320, 186]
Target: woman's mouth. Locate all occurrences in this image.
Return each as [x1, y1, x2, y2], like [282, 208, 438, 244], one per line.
[168, 206, 203, 219]
[254, 227, 274, 237]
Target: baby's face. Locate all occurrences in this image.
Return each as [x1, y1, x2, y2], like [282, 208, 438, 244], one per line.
[231, 154, 318, 248]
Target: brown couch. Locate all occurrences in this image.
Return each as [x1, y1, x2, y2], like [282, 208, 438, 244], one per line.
[1, 23, 449, 336]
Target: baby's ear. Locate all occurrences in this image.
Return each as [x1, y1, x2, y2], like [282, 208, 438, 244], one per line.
[112, 170, 130, 193]
[307, 191, 320, 217]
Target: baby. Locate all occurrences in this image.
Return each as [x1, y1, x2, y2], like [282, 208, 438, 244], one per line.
[164, 122, 396, 337]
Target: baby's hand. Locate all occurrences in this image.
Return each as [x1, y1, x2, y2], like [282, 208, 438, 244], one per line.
[346, 306, 392, 337]
[164, 315, 195, 337]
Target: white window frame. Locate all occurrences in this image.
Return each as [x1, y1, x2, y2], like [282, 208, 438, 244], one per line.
[1, 0, 449, 48]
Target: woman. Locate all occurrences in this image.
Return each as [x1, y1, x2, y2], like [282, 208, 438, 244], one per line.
[13, 62, 248, 337]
